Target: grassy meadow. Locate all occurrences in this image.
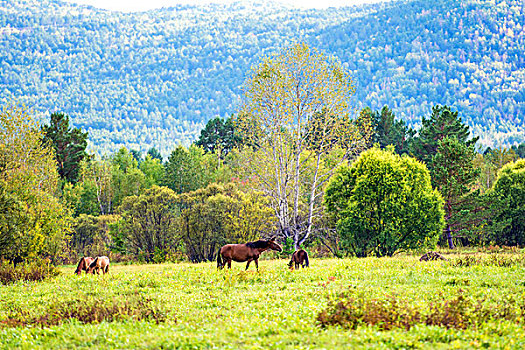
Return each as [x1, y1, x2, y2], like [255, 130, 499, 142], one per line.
[1, 253, 525, 349]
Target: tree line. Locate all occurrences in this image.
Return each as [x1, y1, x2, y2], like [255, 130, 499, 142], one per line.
[1, 43, 524, 265]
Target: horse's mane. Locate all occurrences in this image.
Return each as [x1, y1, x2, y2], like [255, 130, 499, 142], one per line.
[245, 240, 269, 249]
[89, 256, 99, 268]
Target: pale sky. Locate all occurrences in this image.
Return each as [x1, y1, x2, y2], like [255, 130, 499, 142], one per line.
[64, 0, 391, 12]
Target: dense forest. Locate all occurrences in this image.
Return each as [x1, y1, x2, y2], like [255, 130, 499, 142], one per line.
[0, 0, 523, 156]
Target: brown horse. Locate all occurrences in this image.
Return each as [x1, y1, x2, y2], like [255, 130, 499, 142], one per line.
[74, 257, 94, 275]
[87, 256, 110, 274]
[288, 249, 309, 270]
[217, 237, 282, 271]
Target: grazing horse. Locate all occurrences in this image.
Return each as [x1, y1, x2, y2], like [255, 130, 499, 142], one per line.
[87, 256, 110, 274]
[74, 257, 94, 275]
[288, 249, 309, 270]
[217, 237, 282, 271]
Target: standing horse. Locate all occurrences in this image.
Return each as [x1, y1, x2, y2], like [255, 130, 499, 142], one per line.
[217, 237, 282, 271]
[74, 257, 94, 275]
[288, 249, 309, 270]
[87, 256, 110, 274]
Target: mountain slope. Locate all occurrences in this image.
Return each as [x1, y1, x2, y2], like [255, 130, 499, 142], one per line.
[0, 0, 523, 156]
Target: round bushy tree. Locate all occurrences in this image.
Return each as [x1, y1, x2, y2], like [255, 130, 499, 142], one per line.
[489, 159, 525, 246]
[325, 148, 445, 257]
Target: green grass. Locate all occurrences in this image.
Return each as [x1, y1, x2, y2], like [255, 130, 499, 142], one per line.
[1, 254, 525, 349]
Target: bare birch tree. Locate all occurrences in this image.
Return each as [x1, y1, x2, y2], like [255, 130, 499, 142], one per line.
[237, 43, 371, 249]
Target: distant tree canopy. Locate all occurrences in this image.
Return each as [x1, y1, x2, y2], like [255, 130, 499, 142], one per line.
[2, 0, 524, 155]
[41, 112, 88, 183]
[325, 148, 444, 257]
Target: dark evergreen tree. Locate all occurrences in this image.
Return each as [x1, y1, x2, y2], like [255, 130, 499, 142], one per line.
[195, 116, 241, 159]
[431, 137, 480, 248]
[42, 112, 88, 183]
[367, 106, 414, 154]
[410, 105, 478, 169]
[147, 147, 163, 162]
[130, 149, 142, 164]
[511, 143, 525, 158]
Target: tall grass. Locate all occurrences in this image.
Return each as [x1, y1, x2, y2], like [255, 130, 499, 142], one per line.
[0, 260, 60, 285]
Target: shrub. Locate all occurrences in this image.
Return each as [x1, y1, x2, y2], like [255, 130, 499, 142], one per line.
[317, 289, 525, 330]
[0, 260, 60, 285]
[2, 294, 168, 327]
[449, 254, 525, 267]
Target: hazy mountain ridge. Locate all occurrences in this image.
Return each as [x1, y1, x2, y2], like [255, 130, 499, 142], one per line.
[1, 0, 523, 156]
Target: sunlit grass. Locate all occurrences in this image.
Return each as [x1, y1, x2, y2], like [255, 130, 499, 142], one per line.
[1, 254, 525, 349]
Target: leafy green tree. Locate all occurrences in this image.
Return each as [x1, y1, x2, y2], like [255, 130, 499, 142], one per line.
[178, 182, 273, 262]
[118, 186, 180, 262]
[431, 137, 480, 248]
[62, 181, 101, 216]
[237, 43, 371, 249]
[69, 214, 117, 259]
[41, 112, 88, 183]
[325, 148, 444, 257]
[0, 182, 29, 263]
[163, 145, 218, 194]
[410, 105, 478, 169]
[488, 160, 525, 246]
[130, 149, 142, 164]
[111, 147, 146, 208]
[140, 154, 164, 188]
[475, 147, 517, 192]
[0, 104, 72, 263]
[78, 158, 114, 215]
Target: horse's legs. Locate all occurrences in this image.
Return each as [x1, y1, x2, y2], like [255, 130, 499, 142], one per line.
[295, 262, 299, 270]
[255, 259, 259, 271]
[227, 260, 232, 269]
[246, 260, 251, 270]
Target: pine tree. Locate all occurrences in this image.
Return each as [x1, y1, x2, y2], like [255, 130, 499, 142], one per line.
[42, 112, 88, 183]
[411, 105, 478, 169]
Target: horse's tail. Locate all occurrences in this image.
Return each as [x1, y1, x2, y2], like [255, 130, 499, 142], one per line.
[304, 250, 310, 268]
[217, 249, 223, 269]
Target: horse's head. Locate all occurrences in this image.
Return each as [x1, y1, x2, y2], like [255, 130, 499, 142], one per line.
[267, 237, 282, 252]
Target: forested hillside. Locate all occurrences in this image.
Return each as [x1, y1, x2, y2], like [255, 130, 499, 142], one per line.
[1, 0, 523, 156]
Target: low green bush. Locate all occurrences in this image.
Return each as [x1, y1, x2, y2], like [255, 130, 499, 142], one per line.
[2, 294, 168, 327]
[0, 260, 60, 285]
[317, 289, 525, 330]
